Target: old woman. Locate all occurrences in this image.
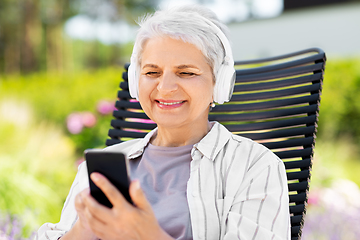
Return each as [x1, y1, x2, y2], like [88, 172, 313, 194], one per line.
[36, 5, 290, 240]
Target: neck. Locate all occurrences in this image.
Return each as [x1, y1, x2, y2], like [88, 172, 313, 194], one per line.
[151, 120, 212, 147]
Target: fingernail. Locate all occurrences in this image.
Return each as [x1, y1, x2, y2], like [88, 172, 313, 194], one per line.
[91, 172, 100, 182]
[133, 180, 140, 190]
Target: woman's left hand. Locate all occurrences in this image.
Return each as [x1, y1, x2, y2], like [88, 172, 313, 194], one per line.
[80, 172, 173, 240]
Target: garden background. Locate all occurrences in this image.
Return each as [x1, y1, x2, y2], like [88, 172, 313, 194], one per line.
[1, 0, 360, 239]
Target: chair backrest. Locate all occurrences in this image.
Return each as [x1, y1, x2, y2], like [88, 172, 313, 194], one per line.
[106, 48, 326, 240]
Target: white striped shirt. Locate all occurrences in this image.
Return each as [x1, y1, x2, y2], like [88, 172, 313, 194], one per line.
[35, 121, 290, 240]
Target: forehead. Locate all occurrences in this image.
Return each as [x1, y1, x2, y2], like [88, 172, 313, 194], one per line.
[140, 36, 209, 68]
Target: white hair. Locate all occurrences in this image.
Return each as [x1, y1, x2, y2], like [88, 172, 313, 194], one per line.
[131, 5, 231, 81]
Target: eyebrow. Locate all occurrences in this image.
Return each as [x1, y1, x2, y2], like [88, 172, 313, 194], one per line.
[176, 64, 200, 70]
[142, 64, 159, 69]
[142, 64, 200, 70]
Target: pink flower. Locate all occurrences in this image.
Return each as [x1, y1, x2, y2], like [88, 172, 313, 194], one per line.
[66, 111, 97, 134]
[307, 191, 320, 206]
[66, 113, 84, 134]
[82, 111, 97, 127]
[97, 100, 115, 115]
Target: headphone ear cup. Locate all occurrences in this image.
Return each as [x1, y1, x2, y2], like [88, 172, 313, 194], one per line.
[128, 60, 139, 100]
[214, 65, 225, 104]
[223, 66, 236, 102]
[214, 64, 235, 104]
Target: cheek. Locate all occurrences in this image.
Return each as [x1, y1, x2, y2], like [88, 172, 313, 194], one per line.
[138, 77, 151, 95]
[202, 81, 215, 101]
[190, 82, 214, 105]
[138, 77, 156, 108]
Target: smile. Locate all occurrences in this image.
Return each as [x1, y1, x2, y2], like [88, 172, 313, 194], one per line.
[157, 101, 184, 105]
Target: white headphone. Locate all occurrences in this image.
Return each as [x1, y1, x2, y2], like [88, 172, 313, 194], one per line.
[128, 16, 236, 104]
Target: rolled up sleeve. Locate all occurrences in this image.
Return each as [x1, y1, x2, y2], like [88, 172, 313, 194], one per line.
[34, 162, 89, 240]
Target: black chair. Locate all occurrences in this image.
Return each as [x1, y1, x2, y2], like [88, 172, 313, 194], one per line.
[106, 48, 326, 240]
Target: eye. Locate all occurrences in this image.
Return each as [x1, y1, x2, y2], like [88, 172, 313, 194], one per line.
[145, 71, 160, 77]
[179, 72, 196, 77]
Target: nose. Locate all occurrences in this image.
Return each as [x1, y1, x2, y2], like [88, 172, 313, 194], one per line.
[157, 70, 178, 94]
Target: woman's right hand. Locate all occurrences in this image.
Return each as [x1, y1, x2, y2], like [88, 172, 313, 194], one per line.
[74, 188, 96, 234]
[60, 188, 98, 240]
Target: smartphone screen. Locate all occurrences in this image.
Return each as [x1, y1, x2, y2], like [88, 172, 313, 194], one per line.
[85, 150, 132, 208]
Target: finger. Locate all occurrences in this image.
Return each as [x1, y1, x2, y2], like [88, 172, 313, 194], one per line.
[74, 188, 88, 212]
[81, 188, 111, 224]
[129, 180, 152, 211]
[90, 172, 129, 209]
[83, 202, 108, 236]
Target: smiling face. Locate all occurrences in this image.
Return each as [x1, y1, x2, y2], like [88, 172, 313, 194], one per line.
[138, 36, 214, 131]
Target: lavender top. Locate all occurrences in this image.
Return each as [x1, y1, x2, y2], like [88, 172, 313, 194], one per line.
[130, 143, 193, 240]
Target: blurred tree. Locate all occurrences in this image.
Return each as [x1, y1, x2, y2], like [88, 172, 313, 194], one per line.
[74, 0, 158, 22]
[67, 0, 158, 69]
[123, 0, 159, 23]
[39, 0, 78, 72]
[0, 0, 78, 74]
[0, 0, 23, 74]
[0, 0, 157, 74]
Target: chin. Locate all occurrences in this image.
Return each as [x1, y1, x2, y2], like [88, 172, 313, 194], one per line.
[155, 118, 186, 128]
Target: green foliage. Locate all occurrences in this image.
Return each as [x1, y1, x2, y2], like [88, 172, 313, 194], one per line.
[0, 68, 125, 236]
[63, 39, 134, 71]
[310, 57, 360, 188]
[312, 138, 360, 188]
[0, 67, 123, 153]
[0, 99, 77, 237]
[318, 58, 360, 143]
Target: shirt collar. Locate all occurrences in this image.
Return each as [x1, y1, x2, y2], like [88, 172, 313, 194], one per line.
[193, 121, 233, 161]
[127, 128, 158, 159]
[126, 121, 234, 161]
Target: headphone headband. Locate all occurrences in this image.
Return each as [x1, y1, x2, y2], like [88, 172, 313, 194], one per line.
[199, 16, 234, 66]
[198, 16, 235, 104]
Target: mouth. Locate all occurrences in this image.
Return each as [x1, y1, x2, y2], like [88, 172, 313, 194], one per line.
[155, 99, 186, 108]
[156, 100, 185, 105]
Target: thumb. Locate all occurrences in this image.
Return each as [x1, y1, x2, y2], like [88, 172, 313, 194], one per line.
[129, 180, 151, 211]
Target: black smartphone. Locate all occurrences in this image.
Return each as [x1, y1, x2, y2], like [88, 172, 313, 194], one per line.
[85, 150, 132, 208]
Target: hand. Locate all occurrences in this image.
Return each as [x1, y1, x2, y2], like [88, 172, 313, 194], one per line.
[81, 173, 174, 240]
[73, 188, 98, 240]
